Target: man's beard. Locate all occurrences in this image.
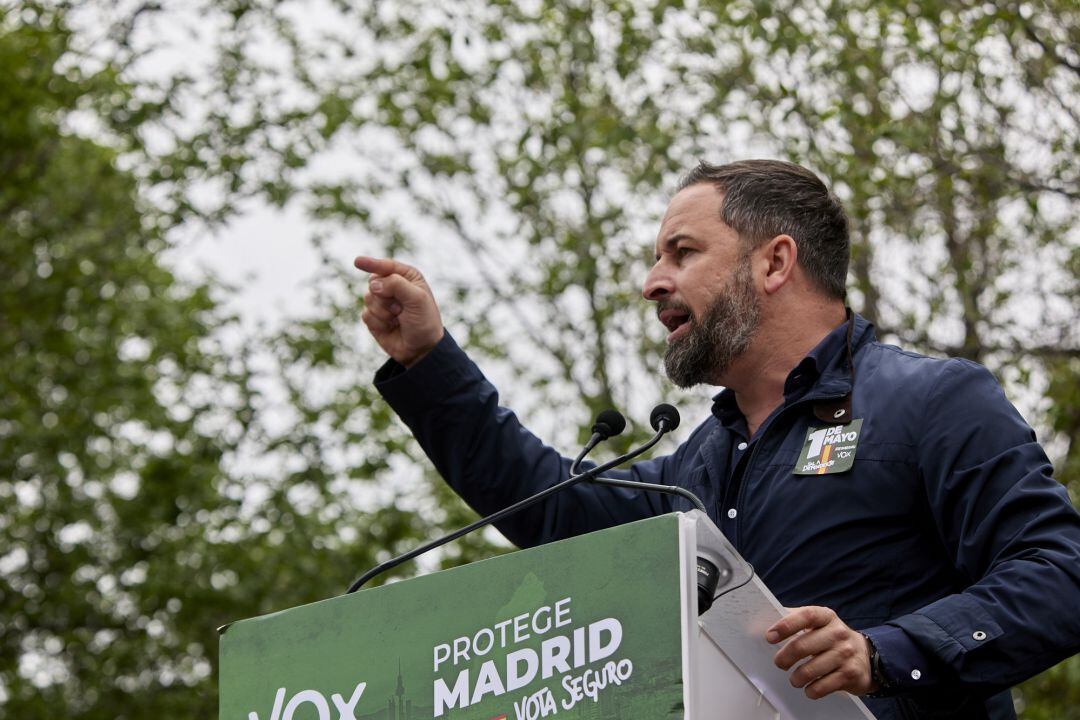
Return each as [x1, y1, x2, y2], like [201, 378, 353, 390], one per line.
[662, 257, 761, 388]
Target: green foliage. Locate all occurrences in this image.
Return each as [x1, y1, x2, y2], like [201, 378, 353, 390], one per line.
[0, 5, 502, 717]
[3, 0, 1078, 717]
[2, 9, 236, 713]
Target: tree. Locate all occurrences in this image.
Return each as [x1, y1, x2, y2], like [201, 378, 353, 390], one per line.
[0, 6, 498, 717]
[723, 3, 1080, 710]
[5, 0, 1078, 716]
[152, 0, 1073, 713]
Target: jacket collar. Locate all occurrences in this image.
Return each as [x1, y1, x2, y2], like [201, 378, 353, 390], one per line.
[711, 310, 876, 427]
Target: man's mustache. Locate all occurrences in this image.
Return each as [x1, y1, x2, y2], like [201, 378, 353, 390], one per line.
[656, 301, 694, 321]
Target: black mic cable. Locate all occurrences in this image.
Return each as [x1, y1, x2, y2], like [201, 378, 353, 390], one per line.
[345, 407, 671, 594]
[587, 476, 706, 513]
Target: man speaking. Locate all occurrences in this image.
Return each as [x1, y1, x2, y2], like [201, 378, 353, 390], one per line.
[354, 159, 1080, 720]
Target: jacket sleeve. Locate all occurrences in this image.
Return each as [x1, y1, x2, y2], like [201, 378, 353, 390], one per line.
[374, 332, 679, 548]
[875, 359, 1080, 697]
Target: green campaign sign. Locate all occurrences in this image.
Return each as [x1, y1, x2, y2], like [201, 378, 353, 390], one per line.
[220, 514, 686, 720]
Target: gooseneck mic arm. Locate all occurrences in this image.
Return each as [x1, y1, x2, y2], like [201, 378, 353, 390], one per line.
[587, 476, 707, 513]
[345, 408, 664, 595]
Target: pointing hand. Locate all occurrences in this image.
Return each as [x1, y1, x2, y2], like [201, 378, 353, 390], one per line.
[354, 256, 444, 367]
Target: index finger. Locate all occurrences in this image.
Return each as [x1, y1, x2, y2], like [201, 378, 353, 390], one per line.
[766, 606, 833, 643]
[353, 256, 423, 281]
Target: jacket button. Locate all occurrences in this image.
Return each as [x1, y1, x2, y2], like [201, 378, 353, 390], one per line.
[973, 630, 987, 641]
[727, 508, 738, 519]
[910, 669, 922, 680]
[737, 442, 748, 451]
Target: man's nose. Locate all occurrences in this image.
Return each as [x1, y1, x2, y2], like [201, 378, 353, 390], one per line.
[642, 262, 673, 302]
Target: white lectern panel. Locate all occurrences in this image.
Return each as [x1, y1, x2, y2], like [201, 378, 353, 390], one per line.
[679, 511, 878, 720]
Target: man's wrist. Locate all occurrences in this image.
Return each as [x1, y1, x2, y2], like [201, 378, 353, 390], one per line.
[401, 328, 445, 368]
[861, 624, 939, 696]
[862, 632, 893, 696]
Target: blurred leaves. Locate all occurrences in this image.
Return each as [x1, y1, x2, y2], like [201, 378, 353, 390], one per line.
[2, 0, 1079, 717]
[0, 4, 502, 717]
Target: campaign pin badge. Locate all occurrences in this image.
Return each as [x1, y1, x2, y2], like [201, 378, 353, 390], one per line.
[794, 419, 863, 476]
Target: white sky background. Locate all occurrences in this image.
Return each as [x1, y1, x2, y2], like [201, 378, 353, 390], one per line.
[168, 201, 330, 328]
[105, 1, 354, 327]
[64, 0, 1076, 455]
[100, 0, 719, 445]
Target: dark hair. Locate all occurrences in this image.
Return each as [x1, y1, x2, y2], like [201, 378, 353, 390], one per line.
[677, 159, 850, 299]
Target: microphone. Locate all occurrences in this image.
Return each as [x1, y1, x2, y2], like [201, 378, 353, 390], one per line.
[593, 409, 627, 439]
[525, 403, 698, 513]
[570, 409, 627, 476]
[572, 405, 704, 513]
[586, 404, 703, 512]
[345, 408, 668, 594]
[583, 408, 699, 515]
[650, 403, 680, 432]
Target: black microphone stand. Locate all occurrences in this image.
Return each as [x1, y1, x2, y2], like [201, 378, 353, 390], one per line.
[344, 423, 672, 594]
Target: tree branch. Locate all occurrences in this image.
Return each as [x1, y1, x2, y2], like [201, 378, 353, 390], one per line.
[432, 200, 594, 401]
[1017, 13, 1080, 80]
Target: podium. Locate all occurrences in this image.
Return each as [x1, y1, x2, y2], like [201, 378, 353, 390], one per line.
[220, 512, 876, 719]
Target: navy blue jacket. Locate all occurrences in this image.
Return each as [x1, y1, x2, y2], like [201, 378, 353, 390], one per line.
[375, 314, 1080, 720]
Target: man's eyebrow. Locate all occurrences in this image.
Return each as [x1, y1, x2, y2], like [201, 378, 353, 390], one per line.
[655, 233, 694, 260]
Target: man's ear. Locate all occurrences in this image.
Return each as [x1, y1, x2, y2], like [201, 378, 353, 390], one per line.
[760, 234, 798, 295]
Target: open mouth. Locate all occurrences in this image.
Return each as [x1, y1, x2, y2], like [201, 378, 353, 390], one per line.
[658, 306, 692, 343]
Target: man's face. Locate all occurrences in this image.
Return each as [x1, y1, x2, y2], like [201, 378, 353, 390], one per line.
[643, 184, 762, 387]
